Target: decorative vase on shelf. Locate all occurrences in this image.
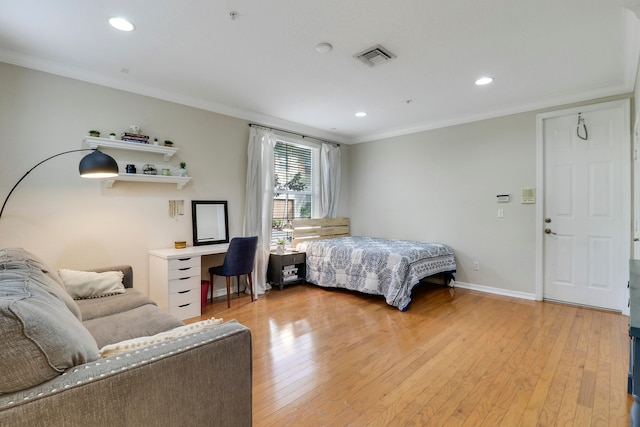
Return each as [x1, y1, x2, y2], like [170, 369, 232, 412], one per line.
[142, 164, 157, 175]
[178, 168, 187, 177]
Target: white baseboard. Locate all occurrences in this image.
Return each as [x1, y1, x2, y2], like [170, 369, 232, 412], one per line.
[453, 281, 537, 301]
[453, 282, 629, 315]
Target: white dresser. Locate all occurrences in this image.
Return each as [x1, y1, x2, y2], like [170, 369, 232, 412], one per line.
[149, 244, 229, 320]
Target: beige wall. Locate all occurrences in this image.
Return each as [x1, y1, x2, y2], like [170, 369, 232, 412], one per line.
[0, 62, 350, 294]
[348, 113, 537, 294]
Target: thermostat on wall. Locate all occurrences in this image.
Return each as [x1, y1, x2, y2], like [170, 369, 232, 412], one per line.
[496, 194, 510, 203]
[521, 188, 536, 204]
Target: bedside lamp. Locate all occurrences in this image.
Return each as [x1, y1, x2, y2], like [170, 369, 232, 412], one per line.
[281, 220, 294, 233]
[0, 149, 118, 220]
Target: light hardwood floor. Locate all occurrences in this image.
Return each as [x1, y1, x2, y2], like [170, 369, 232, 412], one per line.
[193, 282, 632, 426]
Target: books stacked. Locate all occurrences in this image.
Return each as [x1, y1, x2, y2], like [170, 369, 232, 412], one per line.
[282, 265, 299, 282]
[121, 132, 150, 144]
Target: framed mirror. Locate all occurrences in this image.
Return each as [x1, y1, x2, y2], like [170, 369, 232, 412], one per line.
[191, 200, 229, 246]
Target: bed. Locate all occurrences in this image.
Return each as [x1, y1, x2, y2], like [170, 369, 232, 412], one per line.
[292, 218, 456, 311]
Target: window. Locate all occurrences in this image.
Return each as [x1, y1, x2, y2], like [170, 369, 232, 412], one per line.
[272, 138, 319, 244]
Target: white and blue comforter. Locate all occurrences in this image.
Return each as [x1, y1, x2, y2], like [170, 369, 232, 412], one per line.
[297, 237, 456, 311]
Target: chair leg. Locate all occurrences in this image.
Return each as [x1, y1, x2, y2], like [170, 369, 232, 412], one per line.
[209, 272, 214, 304]
[226, 276, 231, 308]
[248, 272, 254, 302]
[236, 275, 241, 296]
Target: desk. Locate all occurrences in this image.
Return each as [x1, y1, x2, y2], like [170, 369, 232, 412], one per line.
[149, 244, 229, 320]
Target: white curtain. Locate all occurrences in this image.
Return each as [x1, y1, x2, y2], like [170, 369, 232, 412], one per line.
[243, 126, 276, 296]
[319, 143, 341, 218]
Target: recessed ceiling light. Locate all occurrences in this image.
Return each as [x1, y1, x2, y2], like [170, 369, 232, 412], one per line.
[109, 17, 135, 32]
[475, 77, 493, 86]
[316, 42, 333, 53]
[355, 112, 367, 117]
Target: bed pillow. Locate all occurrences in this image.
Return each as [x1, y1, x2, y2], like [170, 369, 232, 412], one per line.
[0, 270, 99, 394]
[99, 317, 224, 358]
[59, 269, 125, 300]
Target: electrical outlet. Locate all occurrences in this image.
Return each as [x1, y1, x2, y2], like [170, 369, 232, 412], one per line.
[497, 209, 504, 218]
[473, 262, 480, 271]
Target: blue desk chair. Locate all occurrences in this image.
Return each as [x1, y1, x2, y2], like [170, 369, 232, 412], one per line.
[208, 236, 258, 308]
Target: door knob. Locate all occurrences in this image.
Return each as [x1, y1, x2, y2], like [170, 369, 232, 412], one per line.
[544, 218, 552, 223]
[544, 228, 557, 235]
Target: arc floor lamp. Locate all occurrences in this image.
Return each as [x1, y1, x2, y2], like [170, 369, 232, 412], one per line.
[0, 149, 119, 220]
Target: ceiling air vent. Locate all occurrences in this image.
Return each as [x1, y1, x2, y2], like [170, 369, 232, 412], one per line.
[354, 45, 396, 67]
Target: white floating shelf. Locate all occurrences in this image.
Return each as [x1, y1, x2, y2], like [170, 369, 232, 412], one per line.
[105, 174, 191, 190]
[83, 136, 179, 161]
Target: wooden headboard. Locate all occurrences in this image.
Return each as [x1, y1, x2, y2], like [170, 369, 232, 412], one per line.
[291, 217, 350, 246]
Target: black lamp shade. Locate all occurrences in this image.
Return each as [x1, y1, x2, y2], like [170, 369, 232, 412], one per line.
[79, 150, 119, 178]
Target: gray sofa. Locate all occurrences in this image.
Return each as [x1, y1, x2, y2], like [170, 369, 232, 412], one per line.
[0, 248, 252, 427]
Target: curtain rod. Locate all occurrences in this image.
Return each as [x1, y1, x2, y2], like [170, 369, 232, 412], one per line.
[248, 123, 340, 147]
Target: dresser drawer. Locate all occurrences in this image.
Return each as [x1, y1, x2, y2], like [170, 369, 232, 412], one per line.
[168, 257, 200, 270]
[280, 252, 305, 265]
[169, 288, 199, 306]
[168, 275, 200, 293]
[169, 301, 200, 320]
[168, 265, 200, 280]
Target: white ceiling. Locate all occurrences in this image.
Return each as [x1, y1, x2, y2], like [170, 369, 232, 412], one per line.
[1, 0, 639, 144]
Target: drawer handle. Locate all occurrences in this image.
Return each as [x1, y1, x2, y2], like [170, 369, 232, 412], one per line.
[178, 258, 191, 261]
[178, 290, 191, 294]
[178, 303, 191, 308]
[179, 267, 192, 271]
[179, 277, 192, 280]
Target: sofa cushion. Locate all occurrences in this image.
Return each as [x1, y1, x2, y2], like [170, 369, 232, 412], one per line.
[76, 288, 157, 321]
[83, 303, 184, 348]
[0, 270, 99, 394]
[0, 247, 82, 320]
[58, 268, 125, 299]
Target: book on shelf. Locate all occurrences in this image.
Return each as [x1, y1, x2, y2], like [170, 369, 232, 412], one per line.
[121, 133, 150, 143]
[282, 275, 299, 282]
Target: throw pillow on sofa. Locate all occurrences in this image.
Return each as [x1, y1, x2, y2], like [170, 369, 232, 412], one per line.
[59, 268, 125, 300]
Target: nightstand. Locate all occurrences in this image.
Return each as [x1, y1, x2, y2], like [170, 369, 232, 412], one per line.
[267, 251, 306, 290]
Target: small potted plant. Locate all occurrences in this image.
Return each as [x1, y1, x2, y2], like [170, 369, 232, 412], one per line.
[88, 130, 100, 137]
[276, 238, 286, 255]
[178, 162, 187, 177]
[109, 132, 116, 140]
[164, 140, 174, 147]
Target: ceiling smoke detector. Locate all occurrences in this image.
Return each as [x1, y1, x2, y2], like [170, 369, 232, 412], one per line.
[354, 45, 396, 67]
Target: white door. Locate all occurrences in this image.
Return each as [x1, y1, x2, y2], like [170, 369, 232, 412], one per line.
[538, 100, 630, 311]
